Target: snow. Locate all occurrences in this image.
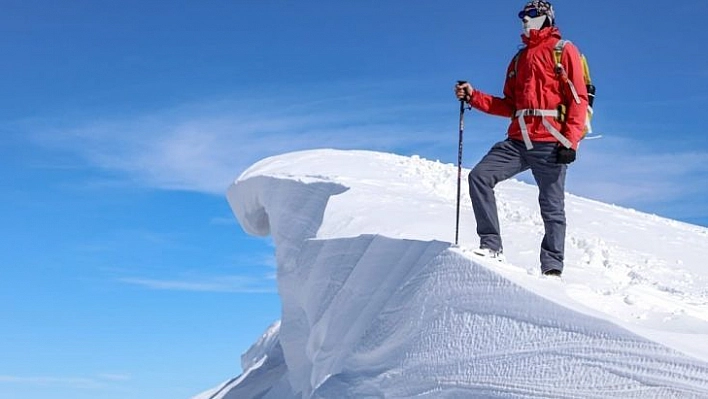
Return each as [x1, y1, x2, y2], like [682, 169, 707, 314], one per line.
[196, 149, 708, 398]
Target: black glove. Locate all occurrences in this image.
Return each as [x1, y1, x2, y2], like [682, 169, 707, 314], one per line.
[556, 147, 576, 164]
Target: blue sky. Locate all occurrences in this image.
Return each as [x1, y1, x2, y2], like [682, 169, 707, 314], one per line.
[2, 1, 707, 398]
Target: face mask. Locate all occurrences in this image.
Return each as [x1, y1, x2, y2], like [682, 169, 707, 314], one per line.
[521, 14, 547, 37]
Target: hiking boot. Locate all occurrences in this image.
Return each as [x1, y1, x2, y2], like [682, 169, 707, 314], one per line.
[543, 269, 562, 277]
[472, 247, 506, 262]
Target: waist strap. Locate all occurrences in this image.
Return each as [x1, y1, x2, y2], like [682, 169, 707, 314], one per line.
[515, 109, 572, 150]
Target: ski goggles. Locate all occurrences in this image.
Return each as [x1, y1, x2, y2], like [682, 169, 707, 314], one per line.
[518, 8, 544, 19]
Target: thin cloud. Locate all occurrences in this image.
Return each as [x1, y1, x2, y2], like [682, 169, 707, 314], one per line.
[17, 83, 708, 224]
[0, 375, 105, 389]
[96, 373, 132, 381]
[0, 373, 130, 389]
[113, 248, 277, 294]
[26, 85, 447, 195]
[119, 274, 276, 293]
[210, 216, 238, 226]
[568, 136, 708, 206]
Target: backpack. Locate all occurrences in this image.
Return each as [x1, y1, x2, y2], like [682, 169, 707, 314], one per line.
[512, 39, 596, 138]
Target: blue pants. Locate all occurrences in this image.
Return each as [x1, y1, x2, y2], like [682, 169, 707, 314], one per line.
[468, 139, 567, 273]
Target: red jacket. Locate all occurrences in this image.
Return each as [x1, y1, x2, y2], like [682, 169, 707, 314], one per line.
[469, 27, 588, 150]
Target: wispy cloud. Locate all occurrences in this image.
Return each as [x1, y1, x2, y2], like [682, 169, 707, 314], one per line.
[73, 228, 188, 257]
[96, 373, 132, 381]
[106, 241, 277, 293]
[210, 216, 238, 226]
[0, 373, 130, 389]
[17, 82, 708, 224]
[120, 274, 276, 293]
[26, 83, 448, 195]
[569, 136, 708, 206]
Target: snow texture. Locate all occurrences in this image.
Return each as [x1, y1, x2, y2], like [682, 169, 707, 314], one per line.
[196, 149, 708, 399]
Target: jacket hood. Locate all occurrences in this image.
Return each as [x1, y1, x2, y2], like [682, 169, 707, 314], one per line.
[521, 26, 561, 47]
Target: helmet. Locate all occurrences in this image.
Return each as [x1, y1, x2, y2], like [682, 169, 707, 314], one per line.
[519, 1, 555, 26]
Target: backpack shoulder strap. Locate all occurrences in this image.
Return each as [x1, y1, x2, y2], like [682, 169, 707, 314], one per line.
[555, 39, 592, 85]
[552, 39, 581, 105]
[553, 39, 569, 67]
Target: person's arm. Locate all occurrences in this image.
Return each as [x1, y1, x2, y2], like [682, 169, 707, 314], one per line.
[468, 57, 517, 118]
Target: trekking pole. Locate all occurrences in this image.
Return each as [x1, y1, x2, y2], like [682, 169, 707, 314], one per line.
[454, 81, 470, 246]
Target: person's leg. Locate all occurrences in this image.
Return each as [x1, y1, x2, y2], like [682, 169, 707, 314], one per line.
[468, 140, 528, 252]
[527, 143, 567, 273]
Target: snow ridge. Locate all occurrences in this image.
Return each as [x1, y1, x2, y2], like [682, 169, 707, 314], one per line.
[199, 149, 708, 399]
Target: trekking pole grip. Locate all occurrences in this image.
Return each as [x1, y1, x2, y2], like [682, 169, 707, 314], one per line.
[457, 80, 472, 103]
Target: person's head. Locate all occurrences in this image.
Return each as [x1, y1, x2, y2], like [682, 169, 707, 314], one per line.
[518, 1, 555, 37]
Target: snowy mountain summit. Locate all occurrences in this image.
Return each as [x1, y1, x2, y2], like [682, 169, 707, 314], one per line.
[198, 149, 708, 398]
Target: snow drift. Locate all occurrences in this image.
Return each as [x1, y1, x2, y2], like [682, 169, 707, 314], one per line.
[197, 149, 708, 398]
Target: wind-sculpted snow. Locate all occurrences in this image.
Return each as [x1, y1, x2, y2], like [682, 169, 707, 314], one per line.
[199, 149, 708, 398]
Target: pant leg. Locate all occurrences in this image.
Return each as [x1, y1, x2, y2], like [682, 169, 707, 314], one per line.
[525, 143, 568, 272]
[468, 140, 528, 251]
